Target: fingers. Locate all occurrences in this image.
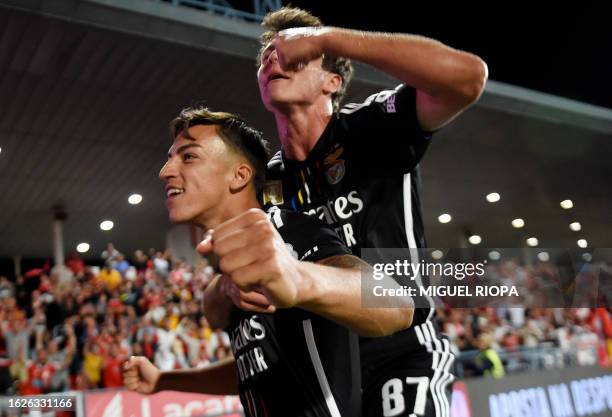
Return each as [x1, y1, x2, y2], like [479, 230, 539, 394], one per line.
[217, 236, 272, 276]
[213, 223, 268, 257]
[221, 276, 276, 313]
[272, 29, 322, 71]
[213, 208, 268, 238]
[195, 230, 214, 254]
[123, 372, 141, 391]
[123, 355, 139, 371]
[231, 295, 276, 314]
[122, 357, 142, 391]
[196, 209, 272, 257]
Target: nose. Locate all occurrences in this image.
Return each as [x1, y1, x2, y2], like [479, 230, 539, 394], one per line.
[262, 49, 278, 67]
[268, 49, 279, 64]
[159, 159, 176, 181]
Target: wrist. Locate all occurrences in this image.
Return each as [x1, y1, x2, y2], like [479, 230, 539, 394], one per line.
[152, 370, 165, 393]
[317, 27, 336, 54]
[295, 261, 321, 308]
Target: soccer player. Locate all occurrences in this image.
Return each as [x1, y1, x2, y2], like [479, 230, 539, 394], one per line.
[250, 7, 488, 417]
[124, 106, 413, 417]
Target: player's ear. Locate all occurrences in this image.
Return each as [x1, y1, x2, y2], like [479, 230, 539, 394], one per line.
[322, 72, 342, 95]
[230, 163, 253, 192]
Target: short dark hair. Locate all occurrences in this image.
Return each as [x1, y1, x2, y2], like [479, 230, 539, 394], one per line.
[169, 106, 269, 194]
[258, 7, 353, 113]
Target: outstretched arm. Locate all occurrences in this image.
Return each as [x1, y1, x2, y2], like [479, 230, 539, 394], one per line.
[123, 355, 238, 395]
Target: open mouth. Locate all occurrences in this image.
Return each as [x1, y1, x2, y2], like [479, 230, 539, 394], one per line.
[267, 73, 289, 84]
[167, 188, 185, 198]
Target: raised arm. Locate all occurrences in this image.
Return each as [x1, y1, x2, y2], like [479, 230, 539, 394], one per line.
[274, 27, 488, 131]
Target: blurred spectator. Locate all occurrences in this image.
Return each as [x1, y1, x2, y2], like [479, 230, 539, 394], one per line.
[2, 246, 608, 394]
[65, 252, 85, 277]
[114, 254, 130, 278]
[20, 348, 59, 395]
[101, 243, 120, 269]
[153, 251, 170, 278]
[83, 342, 103, 388]
[472, 333, 505, 379]
[99, 267, 122, 291]
[133, 250, 149, 272]
[102, 344, 125, 388]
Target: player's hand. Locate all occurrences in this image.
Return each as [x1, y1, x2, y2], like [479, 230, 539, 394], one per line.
[123, 356, 161, 394]
[219, 274, 276, 314]
[273, 27, 329, 71]
[197, 208, 305, 309]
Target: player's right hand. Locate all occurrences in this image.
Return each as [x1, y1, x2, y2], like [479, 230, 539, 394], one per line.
[274, 27, 328, 71]
[196, 208, 303, 309]
[123, 356, 161, 394]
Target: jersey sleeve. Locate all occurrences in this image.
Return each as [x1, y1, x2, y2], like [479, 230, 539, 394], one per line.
[267, 208, 352, 263]
[339, 84, 432, 173]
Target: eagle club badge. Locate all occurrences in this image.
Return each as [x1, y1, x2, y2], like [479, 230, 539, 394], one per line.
[326, 160, 345, 184]
[324, 146, 346, 185]
[263, 180, 283, 205]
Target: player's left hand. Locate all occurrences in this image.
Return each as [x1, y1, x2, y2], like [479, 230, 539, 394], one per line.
[273, 27, 329, 71]
[219, 274, 276, 314]
[197, 209, 306, 309]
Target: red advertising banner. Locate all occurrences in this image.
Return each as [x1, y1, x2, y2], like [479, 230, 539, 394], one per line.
[450, 381, 473, 417]
[84, 390, 243, 417]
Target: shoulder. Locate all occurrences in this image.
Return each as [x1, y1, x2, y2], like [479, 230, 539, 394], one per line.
[339, 84, 411, 117]
[266, 207, 350, 262]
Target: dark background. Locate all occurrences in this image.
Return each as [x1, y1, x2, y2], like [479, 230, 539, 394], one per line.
[279, 2, 612, 109]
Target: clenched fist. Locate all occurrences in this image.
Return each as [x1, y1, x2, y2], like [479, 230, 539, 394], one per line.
[273, 27, 330, 71]
[123, 356, 161, 394]
[197, 208, 306, 309]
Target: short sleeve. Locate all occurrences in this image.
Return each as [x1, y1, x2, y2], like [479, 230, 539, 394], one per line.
[338, 84, 432, 173]
[267, 208, 351, 263]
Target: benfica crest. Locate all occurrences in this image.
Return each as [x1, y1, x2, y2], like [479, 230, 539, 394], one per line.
[326, 160, 345, 184]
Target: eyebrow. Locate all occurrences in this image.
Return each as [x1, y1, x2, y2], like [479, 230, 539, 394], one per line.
[167, 142, 201, 158]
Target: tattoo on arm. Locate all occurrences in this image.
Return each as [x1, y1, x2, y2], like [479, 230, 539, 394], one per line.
[317, 254, 369, 269]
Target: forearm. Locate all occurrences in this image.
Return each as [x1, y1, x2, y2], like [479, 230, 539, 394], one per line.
[296, 255, 414, 337]
[156, 357, 238, 395]
[203, 276, 234, 329]
[320, 28, 487, 101]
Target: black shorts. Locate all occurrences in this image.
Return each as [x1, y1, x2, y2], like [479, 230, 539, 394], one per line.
[362, 322, 455, 417]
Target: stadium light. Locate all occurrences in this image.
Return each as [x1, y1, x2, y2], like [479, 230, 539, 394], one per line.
[438, 213, 452, 224]
[77, 243, 90, 253]
[100, 220, 114, 231]
[468, 235, 482, 245]
[128, 194, 143, 205]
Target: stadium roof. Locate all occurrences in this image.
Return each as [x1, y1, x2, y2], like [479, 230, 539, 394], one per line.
[0, 0, 610, 260]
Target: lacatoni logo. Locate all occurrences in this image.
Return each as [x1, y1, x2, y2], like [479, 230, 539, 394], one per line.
[94, 392, 242, 417]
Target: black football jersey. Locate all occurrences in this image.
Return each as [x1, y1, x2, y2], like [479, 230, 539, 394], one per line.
[263, 85, 438, 375]
[228, 208, 360, 417]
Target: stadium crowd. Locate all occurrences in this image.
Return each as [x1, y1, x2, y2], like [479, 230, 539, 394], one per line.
[0, 246, 610, 393]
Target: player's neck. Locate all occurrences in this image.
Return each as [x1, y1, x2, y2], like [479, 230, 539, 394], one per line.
[274, 101, 332, 161]
[194, 193, 261, 230]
